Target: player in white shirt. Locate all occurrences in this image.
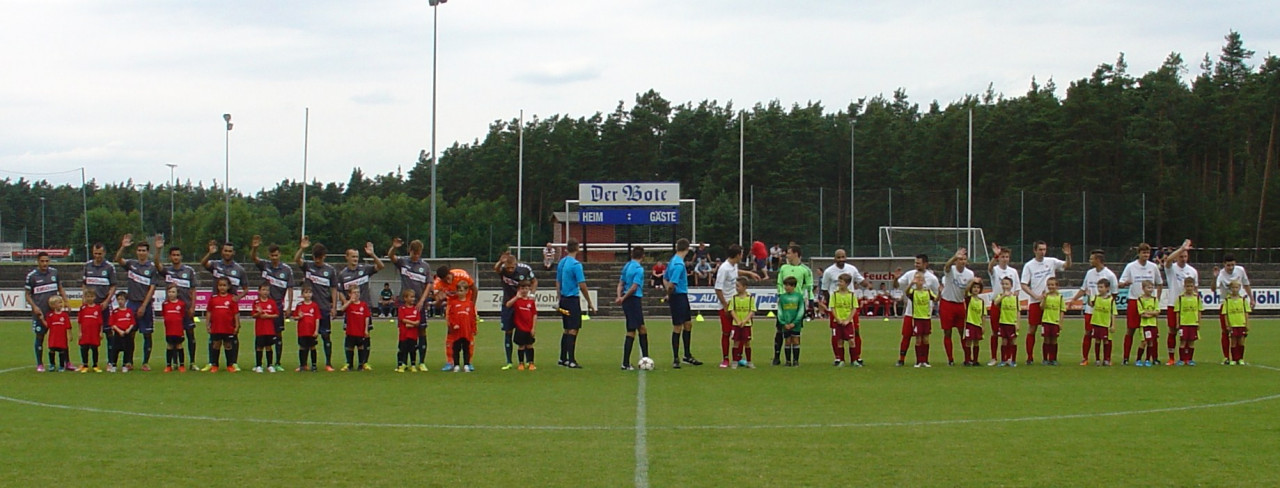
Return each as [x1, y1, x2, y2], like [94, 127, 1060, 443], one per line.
[819, 249, 869, 366]
[1160, 240, 1197, 365]
[894, 254, 940, 366]
[939, 248, 976, 366]
[1215, 254, 1253, 364]
[986, 244, 1020, 366]
[1117, 243, 1164, 365]
[714, 244, 761, 368]
[1020, 241, 1072, 364]
[1070, 249, 1118, 365]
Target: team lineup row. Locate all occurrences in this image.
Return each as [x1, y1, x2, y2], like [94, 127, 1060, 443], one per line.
[21, 235, 1257, 373]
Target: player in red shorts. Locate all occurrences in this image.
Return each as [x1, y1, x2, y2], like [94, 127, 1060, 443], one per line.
[825, 274, 859, 367]
[161, 284, 188, 372]
[994, 277, 1021, 367]
[895, 254, 939, 367]
[906, 272, 938, 367]
[986, 244, 1020, 366]
[1019, 241, 1071, 365]
[44, 297, 73, 371]
[340, 287, 372, 371]
[1087, 280, 1118, 366]
[714, 245, 759, 367]
[205, 278, 239, 373]
[1173, 277, 1203, 365]
[77, 290, 105, 372]
[961, 281, 986, 366]
[251, 284, 280, 373]
[396, 290, 422, 372]
[1038, 277, 1065, 365]
[939, 248, 976, 366]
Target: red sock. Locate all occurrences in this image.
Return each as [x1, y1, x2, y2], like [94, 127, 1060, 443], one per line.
[971, 345, 980, 363]
[745, 346, 752, 362]
[1166, 330, 1177, 360]
[943, 335, 954, 362]
[1025, 334, 1035, 362]
[923, 344, 930, 363]
[1236, 345, 1245, 361]
[1094, 342, 1101, 361]
[962, 343, 971, 363]
[1220, 333, 1230, 358]
[1148, 342, 1158, 362]
[1048, 343, 1057, 361]
[721, 333, 731, 359]
[1187, 346, 1194, 362]
[1104, 341, 1113, 362]
[1042, 343, 1050, 362]
[732, 344, 742, 362]
[1179, 347, 1188, 362]
[1123, 334, 1133, 361]
[899, 335, 911, 361]
[990, 334, 999, 360]
[832, 335, 843, 361]
[913, 344, 922, 364]
[1082, 334, 1091, 361]
[853, 333, 862, 361]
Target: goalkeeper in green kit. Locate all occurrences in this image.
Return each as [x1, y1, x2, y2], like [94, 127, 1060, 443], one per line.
[774, 245, 814, 366]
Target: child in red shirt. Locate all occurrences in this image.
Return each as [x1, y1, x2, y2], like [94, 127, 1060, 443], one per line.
[293, 287, 321, 371]
[45, 297, 73, 372]
[161, 284, 188, 372]
[251, 284, 280, 373]
[108, 292, 137, 372]
[396, 290, 422, 372]
[507, 281, 538, 370]
[446, 282, 478, 372]
[341, 287, 372, 371]
[78, 289, 104, 372]
[206, 277, 239, 373]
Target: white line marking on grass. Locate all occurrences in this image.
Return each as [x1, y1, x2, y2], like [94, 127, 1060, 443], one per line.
[0, 366, 28, 374]
[635, 371, 649, 488]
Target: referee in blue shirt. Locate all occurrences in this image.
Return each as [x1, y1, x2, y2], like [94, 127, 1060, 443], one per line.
[615, 247, 648, 370]
[556, 239, 595, 368]
[665, 238, 703, 368]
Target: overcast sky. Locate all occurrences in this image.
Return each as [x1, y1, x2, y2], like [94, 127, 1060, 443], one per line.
[1, 0, 1275, 192]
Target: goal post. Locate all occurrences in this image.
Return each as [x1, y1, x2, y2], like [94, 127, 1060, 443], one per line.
[878, 226, 989, 263]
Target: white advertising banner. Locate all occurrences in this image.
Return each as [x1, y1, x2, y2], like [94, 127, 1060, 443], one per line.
[475, 290, 600, 313]
[578, 182, 680, 206]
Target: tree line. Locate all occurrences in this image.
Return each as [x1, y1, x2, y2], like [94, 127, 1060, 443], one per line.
[2, 31, 1276, 262]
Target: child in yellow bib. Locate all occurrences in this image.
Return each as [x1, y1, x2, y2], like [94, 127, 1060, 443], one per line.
[1223, 281, 1251, 365]
[1087, 279, 1117, 366]
[1134, 281, 1161, 366]
[1173, 277, 1203, 366]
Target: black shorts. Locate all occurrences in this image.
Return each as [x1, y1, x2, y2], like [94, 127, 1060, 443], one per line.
[255, 335, 275, 348]
[344, 336, 367, 349]
[500, 304, 516, 332]
[513, 329, 535, 346]
[210, 333, 234, 343]
[318, 311, 332, 335]
[668, 293, 692, 325]
[298, 336, 317, 349]
[398, 339, 416, 352]
[622, 296, 645, 331]
[559, 296, 582, 330]
[165, 335, 185, 346]
[783, 329, 801, 339]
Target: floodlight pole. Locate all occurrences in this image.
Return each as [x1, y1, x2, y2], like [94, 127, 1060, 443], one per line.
[428, 0, 447, 258]
[166, 163, 177, 240]
[223, 113, 232, 243]
[40, 197, 46, 248]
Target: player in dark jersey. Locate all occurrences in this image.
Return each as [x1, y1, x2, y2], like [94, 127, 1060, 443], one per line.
[201, 240, 248, 371]
[495, 250, 537, 370]
[388, 238, 432, 371]
[295, 236, 340, 371]
[26, 252, 68, 372]
[114, 234, 159, 371]
[250, 235, 294, 371]
[154, 235, 199, 367]
[82, 242, 117, 361]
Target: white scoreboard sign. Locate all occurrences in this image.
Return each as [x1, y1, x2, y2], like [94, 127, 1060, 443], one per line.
[578, 182, 680, 206]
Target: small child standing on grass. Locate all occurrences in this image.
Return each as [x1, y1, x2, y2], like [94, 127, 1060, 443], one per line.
[508, 281, 538, 370]
[1039, 277, 1064, 365]
[1134, 281, 1160, 367]
[776, 276, 805, 367]
[252, 284, 280, 373]
[45, 297, 72, 372]
[995, 277, 1020, 367]
[77, 290, 104, 373]
[1173, 277, 1203, 366]
[907, 273, 938, 368]
[962, 281, 986, 366]
[108, 292, 137, 372]
[446, 282, 478, 372]
[729, 278, 756, 369]
[826, 274, 857, 367]
[396, 290, 422, 373]
[161, 284, 188, 372]
[341, 287, 372, 371]
[293, 287, 321, 372]
[1088, 280, 1117, 366]
[1223, 281, 1251, 365]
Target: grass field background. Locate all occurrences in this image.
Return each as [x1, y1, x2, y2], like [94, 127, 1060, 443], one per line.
[1, 315, 1278, 487]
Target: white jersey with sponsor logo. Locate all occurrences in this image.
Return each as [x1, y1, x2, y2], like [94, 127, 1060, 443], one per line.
[1162, 263, 1199, 307]
[1119, 260, 1163, 302]
[715, 260, 741, 309]
[1079, 267, 1118, 314]
[941, 265, 975, 303]
[989, 264, 1020, 297]
[895, 269, 939, 301]
[821, 263, 865, 297]
[1021, 257, 1065, 304]
[1215, 266, 1251, 298]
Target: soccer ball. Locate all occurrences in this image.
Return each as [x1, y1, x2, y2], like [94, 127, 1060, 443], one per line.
[637, 357, 655, 371]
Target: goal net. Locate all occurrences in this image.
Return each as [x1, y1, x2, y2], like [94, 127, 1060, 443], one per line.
[878, 226, 989, 262]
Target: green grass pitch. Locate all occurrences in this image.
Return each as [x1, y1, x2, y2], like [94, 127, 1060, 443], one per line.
[1, 316, 1278, 487]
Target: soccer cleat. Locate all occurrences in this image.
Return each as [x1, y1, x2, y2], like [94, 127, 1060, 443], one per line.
[66, 364, 77, 372]
[1187, 360, 1197, 366]
[566, 361, 582, 369]
[682, 357, 703, 366]
[325, 365, 335, 372]
[395, 366, 406, 373]
[673, 361, 682, 369]
[1238, 360, 1247, 366]
[557, 360, 566, 367]
[1166, 358, 1175, 366]
[1101, 361, 1110, 367]
[340, 364, 351, 372]
[855, 360, 864, 367]
[418, 364, 429, 372]
[731, 362, 739, 369]
[163, 366, 173, 373]
[310, 365, 318, 372]
[361, 364, 372, 371]
[719, 359, 730, 368]
[621, 364, 635, 371]
[502, 363, 514, 371]
[200, 364, 213, 372]
[296, 367, 304, 372]
[253, 366, 264, 373]
[36, 364, 45, 373]
[464, 365, 474, 372]
[1122, 359, 1129, 366]
[771, 358, 781, 366]
[785, 361, 793, 367]
[1175, 360, 1185, 366]
[453, 365, 462, 372]
[178, 366, 187, 372]
[1080, 359, 1089, 366]
[268, 366, 278, 373]
[93, 367, 103, 373]
[80, 366, 91, 374]
[987, 359, 999, 367]
[208, 365, 218, 373]
[896, 360, 905, 367]
[833, 360, 844, 367]
[746, 362, 755, 369]
[1009, 361, 1017, 367]
[229, 364, 239, 372]
[517, 364, 526, 371]
[948, 361, 955, 367]
[122, 365, 132, 373]
[914, 363, 923, 368]
[140, 364, 151, 372]
[527, 363, 537, 371]
[1222, 358, 1230, 365]
[444, 362, 456, 371]
[922, 362, 932, 368]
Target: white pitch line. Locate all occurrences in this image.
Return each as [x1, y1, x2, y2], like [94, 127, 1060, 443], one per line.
[634, 371, 649, 488]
